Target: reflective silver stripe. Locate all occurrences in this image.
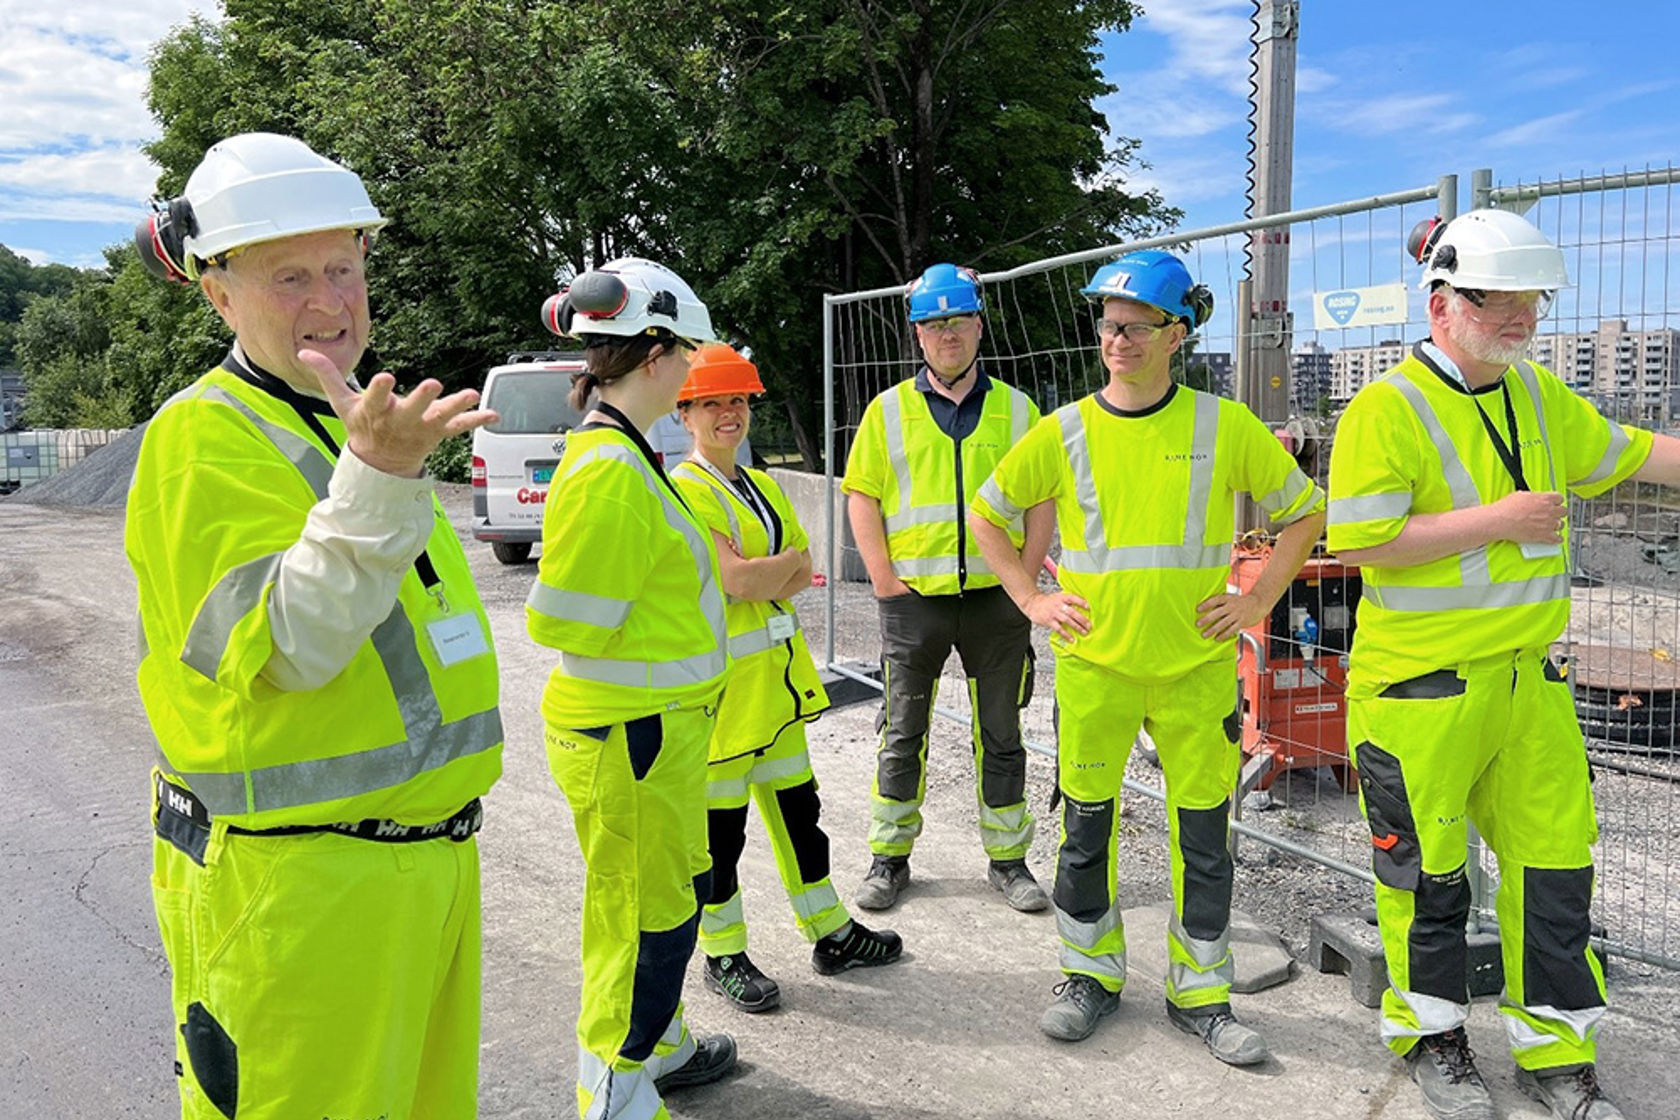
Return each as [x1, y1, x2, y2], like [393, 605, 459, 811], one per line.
[1388, 374, 1489, 588]
[892, 554, 982, 578]
[1517, 363, 1560, 490]
[975, 476, 1021, 522]
[727, 613, 802, 659]
[1056, 900, 1128, 984]
[1059, 542, 1230, 574]
[180, 553, 285, 681]
[672, 460, 741, 551]
[1328, 491, 1413, 526]
[787, 881, 842, 924]
[1257, 466, 1313, 517]
[197, 384, 335, 498]
[526, 583, 633, 629]
[707, 773, 750, 802]
[977, 802, 1032, 850]
[1382, 990, 1467, 1044]
[1580, 415, 1632, 488]
[136, 614, 148, 660]
[577, 1048, 662, 1120]
[1504, 1004, 1607, 1054]
[747, 750, 813, 786]
[883, 502, 960, 532]
[1167, 914, 1234, 996]
[1009, 388, 1030, 444]
[1057, 395, 1221, 574]
[872, 795, 920, 824]
[1362, 573, 1569, 612]
[554, 443, 728, 690]
[701, 891, 743, 935]
[880, 385, 913, 525]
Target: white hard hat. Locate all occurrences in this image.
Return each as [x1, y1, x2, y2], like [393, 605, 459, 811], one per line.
[181, 133, 387, 265]
[1417, 209, 1569, 291]
[542, 257, 716, 345]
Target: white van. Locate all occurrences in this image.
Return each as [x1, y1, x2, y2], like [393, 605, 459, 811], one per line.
[471, 351, 750, 563]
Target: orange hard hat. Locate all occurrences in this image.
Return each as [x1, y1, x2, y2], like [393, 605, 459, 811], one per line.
[678, 343, 765, 403]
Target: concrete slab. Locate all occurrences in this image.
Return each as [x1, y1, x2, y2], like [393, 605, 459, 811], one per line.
[1121, 903, 1297, 994]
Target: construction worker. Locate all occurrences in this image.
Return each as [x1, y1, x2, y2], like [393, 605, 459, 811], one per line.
[970, 250, 1325, 1064]
[840, 262, 1054, 913]
[526, 259, 737, 1120]
[670, 344, 904, 1014]
[1329, 209, 1680, 1120]
[126, 133, 503, 1119]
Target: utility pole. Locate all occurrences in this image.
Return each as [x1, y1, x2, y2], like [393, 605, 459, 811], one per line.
[1234, 0, 1299, 531]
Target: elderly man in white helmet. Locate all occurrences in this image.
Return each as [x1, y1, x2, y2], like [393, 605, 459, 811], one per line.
[1328, 208, 1680, 1120]
[127, 133, 503, 1119]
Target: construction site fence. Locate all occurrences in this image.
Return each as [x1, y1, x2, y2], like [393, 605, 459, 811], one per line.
[818, 161, 1680, 971]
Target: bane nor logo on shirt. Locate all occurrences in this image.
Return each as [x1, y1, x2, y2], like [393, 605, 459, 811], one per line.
[1163, 452, 1211, 463]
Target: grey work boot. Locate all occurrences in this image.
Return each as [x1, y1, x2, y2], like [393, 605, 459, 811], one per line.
[1515, 1063, 1625, 1120]
[1166, 1001, 1270, 1067]
[653, 1032, 738, 1093]
[1039, 974, 1120, 1042]
[987, 859, 1050, 912]
[1402, 1029, 1495, 1120]
[854, 855, 910, 911]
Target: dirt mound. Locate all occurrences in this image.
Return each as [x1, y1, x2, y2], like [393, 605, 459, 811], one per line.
[4, 424, 146, 508]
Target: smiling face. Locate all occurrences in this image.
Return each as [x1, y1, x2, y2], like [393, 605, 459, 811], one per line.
[681, 392, 752, 459]
[200, 229, 370, 390]
[1097, 297, 1184, 388]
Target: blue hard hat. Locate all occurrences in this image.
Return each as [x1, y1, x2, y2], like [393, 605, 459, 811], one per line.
[1080, 250, 1213, 329]
[906, 262, 984, 322]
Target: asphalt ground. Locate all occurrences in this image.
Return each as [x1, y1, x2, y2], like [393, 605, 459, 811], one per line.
[2, 489, 1677, 1119]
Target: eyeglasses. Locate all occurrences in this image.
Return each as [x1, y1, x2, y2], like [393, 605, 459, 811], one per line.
[1455, 288, 1554, 322]
[917, 315, 978, 336]
[1095, 317, 1174, 343]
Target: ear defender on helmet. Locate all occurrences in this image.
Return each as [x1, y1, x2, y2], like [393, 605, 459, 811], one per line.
[542, 270, 632, 338]
[1183, 283, 1214, 329]
[134, 196, 198, 284]
[1407, 216, 1455, 275]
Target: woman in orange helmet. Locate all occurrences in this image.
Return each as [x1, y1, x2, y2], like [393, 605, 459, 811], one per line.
[672, 343, 903, 1013]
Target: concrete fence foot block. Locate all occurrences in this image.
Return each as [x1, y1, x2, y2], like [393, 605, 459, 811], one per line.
[1308, 912, 1389, 1009]
[821, 661, 883, 711]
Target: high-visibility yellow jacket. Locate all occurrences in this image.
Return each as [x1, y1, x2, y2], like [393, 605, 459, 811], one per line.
[672, 458, 830, 763]
[841, 372, 1038, 594]
[1328, 346, 1652, 692]
[126, 362, 503, 829]
[972, 384, 1323, 684]
[527, 425, 728, 727]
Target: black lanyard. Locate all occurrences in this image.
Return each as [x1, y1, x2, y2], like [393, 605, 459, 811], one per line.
[1471, 380, 1529, 492]
[224, 350, 442, 591]
[589, 401, 691, 512]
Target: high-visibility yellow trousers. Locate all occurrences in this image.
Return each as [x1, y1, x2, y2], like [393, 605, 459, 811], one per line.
[1052, 655, 1241, 1012]
[700, 722, 850, 957]
[1348, 649, 1605, 1070]
[151, 792, 483, 1120]
[545, 705, 714, 1120]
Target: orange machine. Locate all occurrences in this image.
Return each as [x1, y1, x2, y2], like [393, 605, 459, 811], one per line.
[1231, 548, 1363, 796]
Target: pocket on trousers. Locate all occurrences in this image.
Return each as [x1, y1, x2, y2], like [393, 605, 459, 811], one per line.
[1377, 668, 1467, 701]
[1353, 740, 1422, 892]
[151, 872, 194, 1023]
[182, 1001, 239, 1118]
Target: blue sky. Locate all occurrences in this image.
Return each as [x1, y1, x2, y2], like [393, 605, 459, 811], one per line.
[2, 1, 1677, 278]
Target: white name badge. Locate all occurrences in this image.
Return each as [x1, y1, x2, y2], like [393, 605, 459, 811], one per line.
[427, 613, 492, 667]
[767, 614, 797, 643]
[1519, 542, 1563, 561]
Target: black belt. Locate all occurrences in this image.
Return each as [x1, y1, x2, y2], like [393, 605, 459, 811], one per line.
[155, 774, 482, 865]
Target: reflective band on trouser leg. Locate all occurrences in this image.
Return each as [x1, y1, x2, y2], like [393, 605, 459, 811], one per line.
[699, 889, 747, 959]
[152, 822, 482, 1120]
[1478, 654, 1605, 1070]
[546, 707, 712, 1120]
[748, 728, 849, 943]
[1145, 661, 1241, 1011]
[1347, 664, 1506, 1055]
[1051, 659, 1143, 991]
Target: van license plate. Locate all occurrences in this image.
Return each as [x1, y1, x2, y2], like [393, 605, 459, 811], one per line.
[531, 465, 554, 484]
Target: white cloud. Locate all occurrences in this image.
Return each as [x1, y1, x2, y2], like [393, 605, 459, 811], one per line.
[1132, 0, 1260, 94]
[0, 146, 158, 198]
[1311, 93, 1478, 137]
[9, 246, 51, 265]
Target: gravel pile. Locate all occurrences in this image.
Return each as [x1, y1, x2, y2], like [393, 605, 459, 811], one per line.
[3, 424, 146, 508]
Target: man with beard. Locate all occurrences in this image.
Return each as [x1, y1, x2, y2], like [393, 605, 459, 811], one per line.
[1328, 209, 1680, 1120]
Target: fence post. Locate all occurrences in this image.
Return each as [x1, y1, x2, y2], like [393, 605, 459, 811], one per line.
[822, 294, 838, 669]
[1471, 167, 1493, 211]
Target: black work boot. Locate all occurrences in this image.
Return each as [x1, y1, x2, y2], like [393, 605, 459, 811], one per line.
[1039, 974, 1120, 1042]
[986, 858, 1050, 912]
[1515, 1062, 1624, 1120]
[1165, 1001, 1270, 1066]
[812, 920, 903, 975]
[702, 952, 781, 1013]
[1403, 1028, 1495, 1120]
[854, 855, 910, 911]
